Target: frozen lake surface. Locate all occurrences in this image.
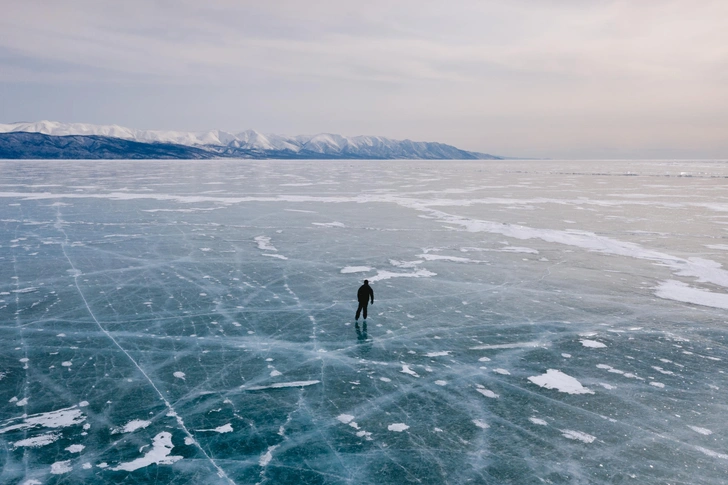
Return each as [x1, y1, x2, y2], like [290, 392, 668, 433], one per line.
[1, 159, 727, 484]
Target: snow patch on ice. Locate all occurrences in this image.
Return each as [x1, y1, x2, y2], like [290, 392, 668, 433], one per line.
[254, 236, 276, 251]
[370, 269, 436, 282]
[401, 365, 420, 377]
[198, 423, 233, 433]
[115, 419, 152, 434]
[260, 445, 278, 466]
[242, 380, 320, 390]
[419, 209, 728, 294]
[50, 460, 72, 474]
[389, 259, 422, 268]
[13, 287, 38, 294]
[111, 432, 182, 471]
[476, 388, 499, 398]
[655, 280, 728, 309]
[418, 253, 485, 263]
[0, 406, 85, 434]
[471, 341, 546, 350]
[498, 246, 539, 254]
[560, 429, 596, 443]
[388, 423, 409, 432]
[596, 364, 644, 380]
[528, 369, 594, 394]
[312, 222, 345, 227]
[580, 339, 607, 348]
[425, 351, 451, 357]
[13, 433, 60, 448]
[341, 266, 372, 273]
[695, 446, 728, 459]
[263, 253, 288, 260]
[337, 414, 355, 424]
[473, 419, 489, 429]
[689, 426, 712, 435]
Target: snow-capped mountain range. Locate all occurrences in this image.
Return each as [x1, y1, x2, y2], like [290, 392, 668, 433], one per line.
[0, 121, 502, 160]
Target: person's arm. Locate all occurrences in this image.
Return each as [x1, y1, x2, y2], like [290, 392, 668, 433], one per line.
[370, 287, 374, 304]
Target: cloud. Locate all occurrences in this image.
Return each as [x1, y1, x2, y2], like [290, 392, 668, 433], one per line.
[3, 1, 724, 84]
[1, 0, 727, 157]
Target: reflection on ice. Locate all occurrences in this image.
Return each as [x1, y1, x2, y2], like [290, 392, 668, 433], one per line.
[1, 159, 728, 484]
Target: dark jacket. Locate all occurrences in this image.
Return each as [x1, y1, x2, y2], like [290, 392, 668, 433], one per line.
[357, 283, 374, 304]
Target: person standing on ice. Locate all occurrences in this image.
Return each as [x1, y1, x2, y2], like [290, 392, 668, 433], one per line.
[355, 280, 374, 323]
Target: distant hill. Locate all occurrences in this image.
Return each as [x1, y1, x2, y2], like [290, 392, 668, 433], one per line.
[0, 121, 503, 160]
[0, 132, 215, 160]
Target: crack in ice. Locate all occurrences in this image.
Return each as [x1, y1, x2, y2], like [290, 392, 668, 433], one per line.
[54, 210, 236, 484]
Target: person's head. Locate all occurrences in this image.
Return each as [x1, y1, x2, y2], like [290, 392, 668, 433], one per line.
[364, 280, 369, 285]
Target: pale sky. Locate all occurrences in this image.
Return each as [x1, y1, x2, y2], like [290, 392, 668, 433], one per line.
[1, 1, 727, 158]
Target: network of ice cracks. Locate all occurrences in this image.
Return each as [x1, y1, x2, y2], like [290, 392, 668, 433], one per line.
[1, 159, 727, 484]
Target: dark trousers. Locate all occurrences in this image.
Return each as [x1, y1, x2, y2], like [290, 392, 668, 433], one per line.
[356, 301, 369, 320]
